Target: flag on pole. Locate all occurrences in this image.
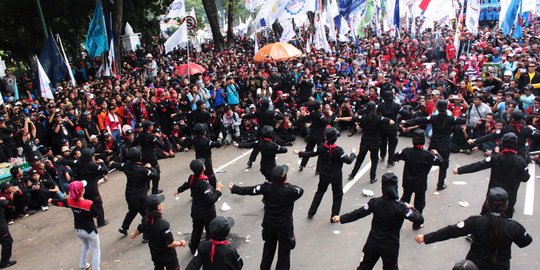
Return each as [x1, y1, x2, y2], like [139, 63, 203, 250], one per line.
[39, 35, 69, 85]
[338, 0, 366, 19]
[37, 57, 54, 100]
[84, 0, 109, 58]
[501, 0, 521, 35]
[512, 1, 523, 39]
[325, 4, 338, 42]
[280, 20, 296, 42]
[57, 34, 77, 86]
[13, 78, 19, 101]
[393, 0, 400, 31]
[165, 0, 186, 19]
[306, 33, 312, 54]
[465, 0, 480, 35]
[106, 12, 117, 77]
[164, 22, 188, 54]
[254, 34, 259, 55]
[418, 0, 432, 12]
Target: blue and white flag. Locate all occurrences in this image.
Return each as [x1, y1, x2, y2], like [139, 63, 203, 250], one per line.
[339, 0, 366, 19]
[84, 0, 109, 58]
[501, 0, 521, 36]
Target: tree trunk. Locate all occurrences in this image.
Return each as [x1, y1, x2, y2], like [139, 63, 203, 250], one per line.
[226, 0, 235, 47]
[113, 0, 123, 75]
[202, 0, 225, 51]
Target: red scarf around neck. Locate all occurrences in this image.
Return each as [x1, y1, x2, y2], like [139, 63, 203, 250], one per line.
[414, 144, 424, 150]
[324, 143, 337, 156]
[189, 173, 208, 187]
[210, 239, 230, 263]
[500, 148, 517, 155]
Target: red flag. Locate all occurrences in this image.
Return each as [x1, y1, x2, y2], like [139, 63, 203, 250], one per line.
[418, 0, 432, 12]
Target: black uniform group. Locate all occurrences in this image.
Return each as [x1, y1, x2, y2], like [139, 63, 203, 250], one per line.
[8, 97, 533, 270]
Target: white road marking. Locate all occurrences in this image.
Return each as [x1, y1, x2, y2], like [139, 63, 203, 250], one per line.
[524, 164, 535, 216]
[215, 150, 253, 173]
[343, 162, 372, 194]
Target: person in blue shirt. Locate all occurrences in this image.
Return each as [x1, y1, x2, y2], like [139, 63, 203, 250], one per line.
[225, 77, 240, 106]
[479, 8, 486, 26]
[210, 80, 226, 109]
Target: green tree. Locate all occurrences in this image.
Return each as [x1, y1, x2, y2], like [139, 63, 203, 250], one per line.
[202, 0, 225, 51]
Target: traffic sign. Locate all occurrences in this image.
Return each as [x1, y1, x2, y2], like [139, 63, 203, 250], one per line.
[185, 15, 197, 30]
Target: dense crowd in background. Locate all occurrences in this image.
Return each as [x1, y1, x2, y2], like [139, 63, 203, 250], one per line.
[1, 15, 540, 224]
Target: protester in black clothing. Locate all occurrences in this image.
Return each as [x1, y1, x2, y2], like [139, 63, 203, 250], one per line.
[175, 159, 223, 255]
[378, 91, 401, 167]
[230, 165, 303, 270]
[186, 216, 243, 270]
[8, 167, 34, 217]
[192, 123, 222, 184]
[131, 194, 187, 270]
[119, 129, 136, 162]
[296, 127, 356, 221]
[392, 129, 445, 229]
[454, 132, 529, 218]
[470, 110, 540, 162]
[110, 147, 159, 236]
[58, 148, 109, 227]
[26, 169, 60, 211]
[236, 126, 288, 180]
[331, 172, 424, 270]
[50, 181, 100, 270]
[415, 187, 533, 270]
[242, 98, 276, 168]
[298, 100, 336, 172]
[336, 101, 394, 183]
[134, 120, 164, 194]
[402, 100, 467, 190]
[0, 197, 16, 268]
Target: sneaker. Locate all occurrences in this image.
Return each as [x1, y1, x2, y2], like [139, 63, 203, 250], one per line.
[348, 174, 354, 181]
[7, 220, 13, 225]
[41, 206, 49, 211]
[152, 189, 163, 194]
[380, 157, 386, 162]
[298, 166, 304, 172]
[436, 185, 447, 191]
[246, 160, 252, 169]
[465, 234, 473, 242]
[0, 261, 17, 268]
[315, 171, 319, 176]
[118, 227, 128, 236]
[307, 214, 314, 219]
[412, 223, 424, 230]
[25, 210, 37, 215]
[142, 238, 149, 244]
[82, 262, 91, 270]
[98, 220, 109, 228]
[370, 178, 378, 184]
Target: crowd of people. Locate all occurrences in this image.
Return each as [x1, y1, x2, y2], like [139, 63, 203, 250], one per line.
[0, 11, 538, 270]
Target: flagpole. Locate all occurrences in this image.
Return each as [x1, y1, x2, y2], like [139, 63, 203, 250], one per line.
[35, 0, 48, 39]
[187, 29, 191, 82]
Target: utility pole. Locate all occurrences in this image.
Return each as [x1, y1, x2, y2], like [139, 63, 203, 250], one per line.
[36, 0, 48, 39]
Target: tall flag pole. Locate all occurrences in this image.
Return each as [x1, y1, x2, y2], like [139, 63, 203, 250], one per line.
[84, 0, 109, 58]
[56, 34, 77, 86]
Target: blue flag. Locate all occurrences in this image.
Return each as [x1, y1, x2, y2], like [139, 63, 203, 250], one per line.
[39, 35, 69, 86]
[13, 79, 19, 101]
[339, 0, 366, 19]
[512, 1, 523, 40]
[394, 0, 400, 30]
[84, 0, 109, 58]
[501, 0, 521, 36]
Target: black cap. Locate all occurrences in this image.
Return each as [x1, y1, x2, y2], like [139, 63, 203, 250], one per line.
[366, 101, 377, 111]
[510, 110, 524, 121]
[412, 129, 426, 145]
[271, 165, 288, 182]
[0, 182, 12, 191]
[127, 147, 142, 162]
[190, 159, 205, 175]
[209, 216, 235, 239]
[146, 194, 165, 209]
[382, 172, 398, 186]
[80, 148, 95, 162]
[125, 129, 134, 136]
[142, 120, 154, 128]
[487, 187, 508, 204]
[29, 155, 41, 163]
[502, 132, 518, 149]
[135, 122, 143, 129]
[29, 169, 40, 175]
[196, 99, 205, 107]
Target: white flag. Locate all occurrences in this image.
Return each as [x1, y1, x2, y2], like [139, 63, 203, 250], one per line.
[56, 34, 77, 86]
[338, 16, 350, 41]
[280, 20, 296, 42]
[318, 15, 330, 53]
[306, 33, 312, 54]
[254, 35, 259, 55]
[325, 8, 337, 42]
[245, 0, 266, 12]
[164, 22, 188, 54]
[165, 0, 186, 19]
[465, 0, 480, 35]
[37, 57, 54, 100]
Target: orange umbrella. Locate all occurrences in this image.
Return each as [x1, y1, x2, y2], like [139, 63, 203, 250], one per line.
[253, 42, 302, 63]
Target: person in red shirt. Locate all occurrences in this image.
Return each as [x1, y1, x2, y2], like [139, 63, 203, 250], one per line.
[445, 38, 456, 62]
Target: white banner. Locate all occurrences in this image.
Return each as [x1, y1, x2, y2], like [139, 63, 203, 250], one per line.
[465, 0, 480, 35]
[165, 0, 186, 19]
[37, 57, 54, 100]
[280, 20, 296, 42]
[164, 22, 188, 54]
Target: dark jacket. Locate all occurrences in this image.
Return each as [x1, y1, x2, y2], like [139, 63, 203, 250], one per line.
[299, 144, 356, 179]
[134, 131, 163, 164]
[59, 159, 108, 197]
[110, 161, 159, 199]
[177, 175, 221, 221]
[186, 240, 244, 270]
[393, 147, 445, 191]
[238, 139, 287, 180]
[404, 115, 467, 152]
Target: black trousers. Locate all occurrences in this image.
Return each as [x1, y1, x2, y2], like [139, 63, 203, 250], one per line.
[351, 144, 379, 180]
[429, 148, 449, 188]
[249, 147, 260, 163]
[121, 197, 146, 230]
[260, 228, 295, 270]
[358, 239, 398, 270]
[0, 231, 13, 265]
[401, 188, 426, 226]
[153, 258, 180, 270]
[151, 162, 161, 193]
[189, 218, 211, 254]
[308, 176, 343, 217]
[379, 128, 398, 162]
[300, 136, 323, 167]
[85, 193, 106, 226]
[13, 192, 29, 216]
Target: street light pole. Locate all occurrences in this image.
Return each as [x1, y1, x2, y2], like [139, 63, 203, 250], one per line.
[35, 0, 48, 39]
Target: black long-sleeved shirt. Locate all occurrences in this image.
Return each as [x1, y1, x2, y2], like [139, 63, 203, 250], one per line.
[51, 198, 99, 234]
[299, 143, 355, 180]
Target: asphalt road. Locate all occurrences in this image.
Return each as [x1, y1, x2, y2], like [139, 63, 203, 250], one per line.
[9, 134, 540, 270]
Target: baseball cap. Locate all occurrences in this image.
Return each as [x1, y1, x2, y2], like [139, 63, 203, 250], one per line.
[29, 169, 40, 175]
[270, 165, 288, 182]
[209, 216, 235, 239]
[61, 146, 70, 153]
[125, 129, 134, 136]
[146, 194, 165, 208]
[90, 135, 98, 140]
[431, 90, 441, 96]
[504, 70, 513, 76]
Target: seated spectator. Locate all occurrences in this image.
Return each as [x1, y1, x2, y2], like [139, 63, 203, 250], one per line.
[26, 169, 61, 212]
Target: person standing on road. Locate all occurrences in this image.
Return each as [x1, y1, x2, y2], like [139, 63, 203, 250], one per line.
[192, 123, 222, 188]
[242, 97, 276, 169]
[297, 100, 336, 172]
[110, 147, 159, 237]
[230, 165, 304, 270]
[378, 90, 401, 168]
[392, 129, 445, 230]
[235, 126, 288, 181]
[454, 132, 529, 218]
[175, 159, 223, 255]
[131, 194, 187, 270]
[401, 100, 467, 191]
[0, 194, 16, 268]
[331, 172, 424, 270]
[58, 149, 110, 227]
[335, 101, 394, 183]
[295, 127, 356, 221]
[415, 187, 533, 270]
[50, 181, 100, 270]
[134, 120, 164, 194]
[186, 216, 244, 270]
